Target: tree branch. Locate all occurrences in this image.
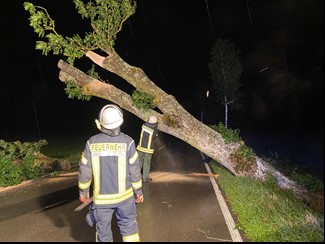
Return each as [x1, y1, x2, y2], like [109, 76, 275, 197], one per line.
[86, 51, 105, 68]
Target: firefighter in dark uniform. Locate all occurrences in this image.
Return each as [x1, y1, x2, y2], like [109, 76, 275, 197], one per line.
[137, 115, 158, 183]
[78, 104, 144, 242]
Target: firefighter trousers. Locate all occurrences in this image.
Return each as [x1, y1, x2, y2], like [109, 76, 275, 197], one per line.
[138, 151, 153, 181]
[93, 197, 140, 242]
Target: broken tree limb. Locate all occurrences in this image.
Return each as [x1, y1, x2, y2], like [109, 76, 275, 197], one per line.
[86, 51, 105, 67]
[189, 173, 219, 178]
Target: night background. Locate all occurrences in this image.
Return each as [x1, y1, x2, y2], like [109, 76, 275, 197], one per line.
[0, 0, 323, 179]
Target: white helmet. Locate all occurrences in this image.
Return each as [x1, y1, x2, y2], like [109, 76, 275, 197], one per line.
[97, 104, 123, 130]
[148, 115, 158, 124]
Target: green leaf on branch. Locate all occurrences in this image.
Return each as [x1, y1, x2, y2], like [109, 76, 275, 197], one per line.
[64, 81, 92, 101]
[131, 90, 156, 111]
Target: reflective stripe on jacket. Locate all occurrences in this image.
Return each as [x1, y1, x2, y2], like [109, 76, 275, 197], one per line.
[78, 132, 142, 207]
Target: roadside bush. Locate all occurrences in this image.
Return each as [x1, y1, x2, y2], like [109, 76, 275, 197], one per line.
[0, 140, 47, 187]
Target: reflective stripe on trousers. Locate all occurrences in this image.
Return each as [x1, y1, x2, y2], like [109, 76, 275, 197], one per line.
[94, 197, 140, 242]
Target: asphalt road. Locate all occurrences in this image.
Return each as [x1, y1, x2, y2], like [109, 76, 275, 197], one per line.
[0, 135, 246, 242]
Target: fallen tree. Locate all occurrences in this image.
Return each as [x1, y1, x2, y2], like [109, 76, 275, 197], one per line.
[24, 0, 310, 201]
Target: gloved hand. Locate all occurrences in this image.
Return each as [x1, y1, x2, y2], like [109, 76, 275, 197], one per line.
[79, 192, 90, 203]
[135, 194, 144, 204]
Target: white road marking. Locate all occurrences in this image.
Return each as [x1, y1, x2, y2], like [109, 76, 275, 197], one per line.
[204, 163, 243, 242]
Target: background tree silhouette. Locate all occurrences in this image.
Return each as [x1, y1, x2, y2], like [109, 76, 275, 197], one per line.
[208, 39, 243, 128]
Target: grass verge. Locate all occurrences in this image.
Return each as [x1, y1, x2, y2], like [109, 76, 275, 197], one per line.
[210, 162, 324, 242]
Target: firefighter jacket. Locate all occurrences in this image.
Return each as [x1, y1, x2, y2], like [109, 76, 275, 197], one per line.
[78, 132, 142, 208]
[136, 122, 158, 154]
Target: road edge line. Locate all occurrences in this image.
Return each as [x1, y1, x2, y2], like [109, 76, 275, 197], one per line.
[204, 162, 243, 242]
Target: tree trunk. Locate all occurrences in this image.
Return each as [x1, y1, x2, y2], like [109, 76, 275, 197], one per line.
[57, 52, 309, 201]
[58, 59, 243, 176]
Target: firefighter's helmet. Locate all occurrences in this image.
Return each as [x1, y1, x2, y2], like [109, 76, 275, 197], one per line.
[148, 115, 157, 124]
[96, 104, 124, 130]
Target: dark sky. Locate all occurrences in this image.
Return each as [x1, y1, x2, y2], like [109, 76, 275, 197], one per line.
[0, 0, 324, 145]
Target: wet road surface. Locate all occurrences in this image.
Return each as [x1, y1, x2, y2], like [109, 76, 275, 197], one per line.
[137, 171, 234, 242]
[0, 135, 245, 242]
